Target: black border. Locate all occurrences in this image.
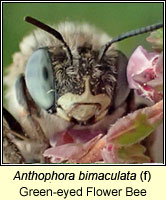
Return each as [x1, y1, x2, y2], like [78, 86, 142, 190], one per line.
[1, 0, 165, 166]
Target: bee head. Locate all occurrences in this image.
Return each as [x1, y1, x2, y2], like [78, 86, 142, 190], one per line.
[24, 16, 163, 125]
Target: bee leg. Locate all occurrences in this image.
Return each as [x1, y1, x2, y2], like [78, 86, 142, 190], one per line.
[3, 108, 26, 163]
[3, 132, 25, 163]
[3, 107, 25, 138]
[15, 74, 49, 163]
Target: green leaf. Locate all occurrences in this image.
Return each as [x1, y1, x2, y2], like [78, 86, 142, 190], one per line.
[111, 114, 154, 146]
[118, 144, 150, 163]
[146, 28, 163, 51]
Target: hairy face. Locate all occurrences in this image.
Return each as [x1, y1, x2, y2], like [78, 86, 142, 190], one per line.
[46, 44, 119, 124]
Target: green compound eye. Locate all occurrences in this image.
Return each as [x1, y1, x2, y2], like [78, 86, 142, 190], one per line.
[25, 48, 55, 111]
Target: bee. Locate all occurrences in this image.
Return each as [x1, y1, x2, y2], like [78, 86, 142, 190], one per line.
[3, 17, 163, 164]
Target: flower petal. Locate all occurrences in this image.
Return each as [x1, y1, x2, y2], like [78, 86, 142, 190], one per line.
[127, 46, 163, 102]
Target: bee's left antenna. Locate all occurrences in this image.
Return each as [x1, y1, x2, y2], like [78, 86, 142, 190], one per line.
[98, 22, 163, 62]
[25, 16, 73, 64]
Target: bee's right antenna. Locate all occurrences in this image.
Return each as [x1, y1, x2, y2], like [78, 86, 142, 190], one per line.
[98, 22, 163, 62]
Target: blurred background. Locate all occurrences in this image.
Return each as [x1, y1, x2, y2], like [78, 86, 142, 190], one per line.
[3, 2, 163, 67]
[3, 2, 163, 93]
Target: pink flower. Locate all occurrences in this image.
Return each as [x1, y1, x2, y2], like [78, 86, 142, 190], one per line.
[127, 46, 163, 103]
